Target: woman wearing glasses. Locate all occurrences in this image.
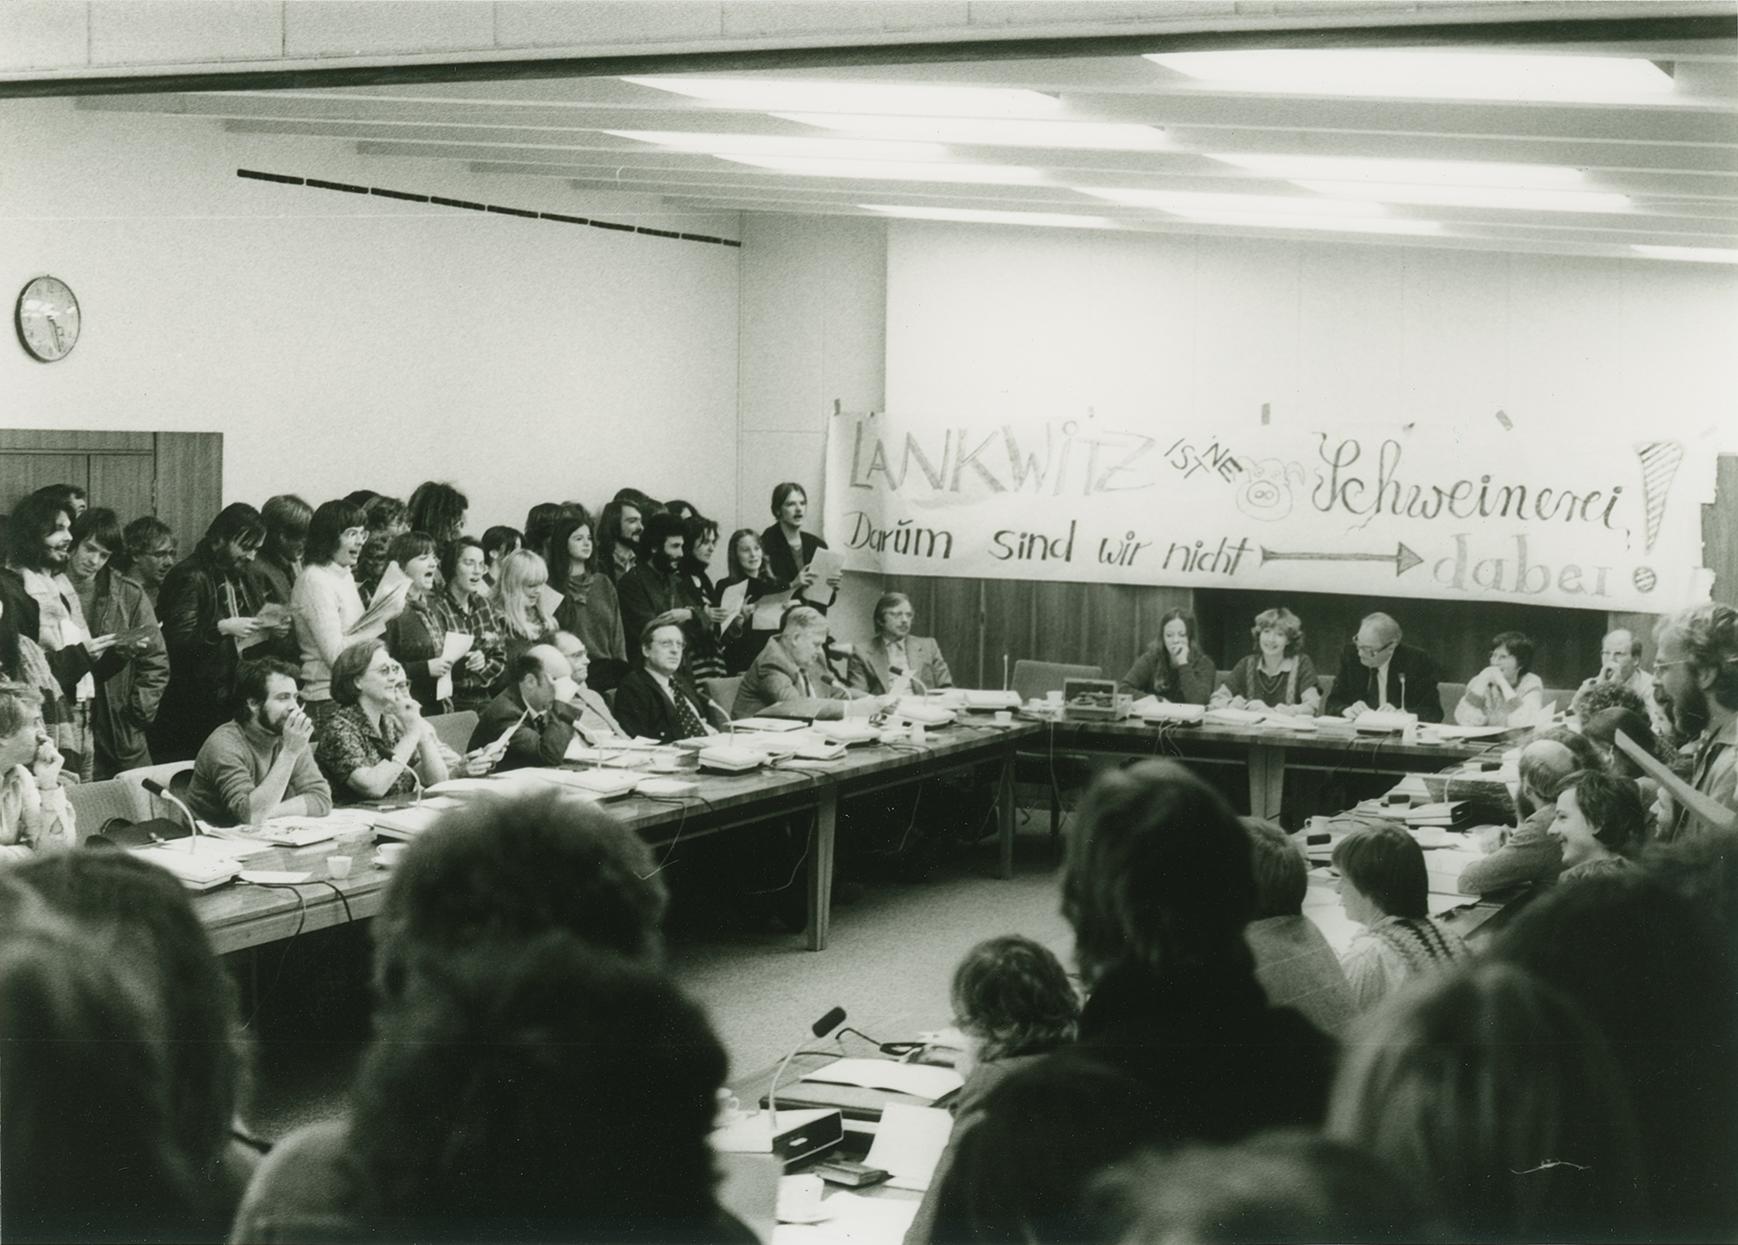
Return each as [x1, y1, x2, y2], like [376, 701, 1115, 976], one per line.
[315, 639, 448, 803]
[292, 500, 407, 732]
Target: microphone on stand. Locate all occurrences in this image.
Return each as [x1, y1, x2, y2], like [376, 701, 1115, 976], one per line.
[768, 1005, 846, 1130]
[141, 777, 202, 847]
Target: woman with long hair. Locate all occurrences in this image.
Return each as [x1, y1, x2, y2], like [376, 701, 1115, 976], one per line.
[494, 549, 558, 668]
[1119, 608, 1217, 705]
[545, 512, 627, 691]
[712, 528, 786, 675]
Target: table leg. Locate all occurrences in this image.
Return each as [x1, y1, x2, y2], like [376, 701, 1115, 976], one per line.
[1248, 743, 1285, 821]
[1049, 772, 1060, 841]
[807, 789, 838, 952]
[998, 752, 1016, 879]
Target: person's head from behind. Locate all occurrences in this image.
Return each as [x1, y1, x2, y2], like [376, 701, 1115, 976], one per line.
[67, 506, 123, 583]
[10, 852, 244, 1189]
[1580, 707, 1656, 779]
[373, 789, 667, 1006]
[1331, 823, 1425, 925]
[779, 605, 829, 668]
[351, 934, 724, 1243]
[7, 491, 72, 571]
[0, 882, 196, 1241]
[1518, 730, 1597, 810]
[406, 481, 468, 544]
[1091, 1131, 1422, 1245]
[481, 525, 522, 577]
[0, 681, 47, 771]
[1242, 817, 1308, 919]
[1328, 963, 1644, 1242]
[1354, 612, 1401, 670]
[1250, 607, 1304, 660]
[1653, 603, 1738, 740]
[950, 935, 1078, 1076]
[1489, 629, 1536, 683]
[232, 656, 302, 734]
[1063, 760, 1256, 990]
[1552, 769, 1645, 870]
[123, 515, 178, 588]
[1572, 677, 1647, 724]
[663, 498, 698, 522]
[258, 493, 311, 566]
[522, 501, 573, 561]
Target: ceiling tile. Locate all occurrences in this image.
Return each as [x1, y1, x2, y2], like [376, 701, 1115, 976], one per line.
[89, 1, 282, 67]
[0, 1, 88, 72]
[494, 1, 723, 48]
[283, 1, 495, 58]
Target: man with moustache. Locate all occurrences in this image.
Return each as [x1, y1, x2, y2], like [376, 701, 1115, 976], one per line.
[187, 657, 331, 825]
[1652, 603, 1738, 842]
[1580, 627, 1671, 736]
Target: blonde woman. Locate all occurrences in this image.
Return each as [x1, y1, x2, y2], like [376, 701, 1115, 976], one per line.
[495, 549, 558, 668]
[1210, 607, 1321, 716]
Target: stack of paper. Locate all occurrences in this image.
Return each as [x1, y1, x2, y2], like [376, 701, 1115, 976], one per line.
[798, 1059, 963, 1103]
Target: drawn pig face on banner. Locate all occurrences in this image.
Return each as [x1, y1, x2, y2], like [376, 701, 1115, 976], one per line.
[1237, 458, 1307, 522]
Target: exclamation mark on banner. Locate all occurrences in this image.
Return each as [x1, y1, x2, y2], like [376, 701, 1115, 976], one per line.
[1636, 441, 1684, 552]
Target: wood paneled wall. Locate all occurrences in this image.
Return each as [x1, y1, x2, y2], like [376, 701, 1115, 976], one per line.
[0, 429, 223, 551]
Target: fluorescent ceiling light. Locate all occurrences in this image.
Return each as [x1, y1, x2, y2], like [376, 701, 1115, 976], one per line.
[1082, 188, 1388, 217]
[605, 130, 946, 161]
[1166, 214, 1443, 236]
[1294, 181, 1632, 213]
[1207, 153, 1586, 189]
[622, 77, 1062, 117]
[863, 204, 1112, 229]
[1144, 50, 1674, 102]
[1632, 244, 1738, 264]
[716, 155, 1042, 184]
[778, 113, 1168, 151]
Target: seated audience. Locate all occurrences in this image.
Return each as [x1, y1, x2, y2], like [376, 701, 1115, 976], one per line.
[428, 535, 506, 712]
[1582, 626, 1671, 736]
[733, 605, 880, 720]
[1492, 871, 1738, 1237]
[480, 524, 521, 587]
[187, 657, 331, 826]
[713, 527, 786, 675]
[1241, 817, 1356, 1036]
[1090, 1132, 1422, 1245]
[596, 495, 645, 582]
[354, 495, 407, 599]
[494, 548, 558, 667]
[1118, 608, 1216, 705]
[1333, 822, 1469, 1009]
[314, 640, 448, 802]
[405, 481, 468, 550]
[12, 851, 260, 1236]
[292, 499, 403, 733]
[232, 789, 671, 1240]
[1454, 629, 1546, 727]
[1210, 607, 1320, 715]
[1329, 962, 1645, 1243]
[1551, 768, 1645, 881]
[381, 532, 453, 713]
[0, 681, 73, 860]
[1651, 602, 1738, 842]
[67, 507, 169, 776]
[153, 502, 270, 761]
[617, 511, 704, 667]
[1324, 611, 1443, 723]
[248, 494, 309, 611]
[849, 591, 954, 695]
[469, 648, 576, 771]
[550, 631, 628, 742]
[615, 616, 724, 743]
[120, 515, 178, 609]
[546, 512, 627, 692]
[0, 892, 200, 1244]
[1457, 729, 1598, 895]
[760, 482, 836, 605]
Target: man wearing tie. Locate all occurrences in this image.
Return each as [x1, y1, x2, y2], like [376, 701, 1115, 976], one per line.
[470, 647, 577, 770]
[847, 592, 953, 696]
[614, 615, 725, 743]
[733, 606, 883, 721]
[1324, 612, 1443, 723]
[550, 630, 628, 743]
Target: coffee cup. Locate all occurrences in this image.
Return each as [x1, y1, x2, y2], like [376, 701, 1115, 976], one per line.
[375, 842, 406, 868]
[326, 855, 354, 880]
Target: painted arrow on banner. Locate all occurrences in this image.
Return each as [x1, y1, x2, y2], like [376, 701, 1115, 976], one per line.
[1259, 542, 1424, 577]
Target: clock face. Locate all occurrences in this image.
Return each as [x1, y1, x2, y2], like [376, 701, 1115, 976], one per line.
[16, 276, 81, 362]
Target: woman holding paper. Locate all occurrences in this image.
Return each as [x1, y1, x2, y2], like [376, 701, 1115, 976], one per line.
[151, 503, 270, 762]
[495, 549, 560, 669]
[1454, 631, 1544, 728]
[384, 531, 458, 714]
[760, 482, 839, 609]
[714, 529, 788, 675]
[430, 536, 507, 713]
[546, 513, 627, 692]
[292, 499, 407, 733]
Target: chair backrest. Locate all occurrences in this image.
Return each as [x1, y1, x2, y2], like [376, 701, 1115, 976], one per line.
[114, 761, 196, 823]
[704, 676, 743, 714]
[427, 709, 480, 757]
[1011, 660, 1105, 703]
[64, 778, 142, 844]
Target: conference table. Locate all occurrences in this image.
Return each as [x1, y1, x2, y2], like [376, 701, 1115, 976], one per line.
[195, 720, 1038, 957]
[1020, 711, 1517, 824]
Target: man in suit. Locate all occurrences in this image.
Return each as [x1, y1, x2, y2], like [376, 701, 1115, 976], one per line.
[469, 647, 576, 770]
[1323, 612, 1444, 723]
[734, 606, 885, 721]
[847, 591, 953, 696]
[613, 614, 725, 743]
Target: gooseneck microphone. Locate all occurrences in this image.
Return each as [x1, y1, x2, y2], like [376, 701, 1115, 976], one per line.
[768, 1005, 847, 1129]
[141, 777, 202, 845]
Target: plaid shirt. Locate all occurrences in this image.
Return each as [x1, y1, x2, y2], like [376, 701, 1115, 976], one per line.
[429, 587, 507, 709]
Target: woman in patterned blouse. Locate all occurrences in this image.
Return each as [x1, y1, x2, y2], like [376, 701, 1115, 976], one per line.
[314, 639, 448, 804]
[428, 536, 505, 713]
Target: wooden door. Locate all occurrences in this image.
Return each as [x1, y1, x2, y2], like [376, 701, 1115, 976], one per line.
[0, 429, 222, 547]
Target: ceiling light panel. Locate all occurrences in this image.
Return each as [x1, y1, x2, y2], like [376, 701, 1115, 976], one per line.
[1082, 188, 1389, 217]
[778, 114, 1168, 151]
[622, 77, 1062, 117]
[1145, 51, 1675, 103]
[1207, 153, 1587, 189]
[606, 130, 947, 160]
[717, 156, 1042, 184]
[1632, 245, 1738, 263]
[1293, 181, 1633, 213]
[1163, 214, 1444, 236]
[862, 204, 1112, 228]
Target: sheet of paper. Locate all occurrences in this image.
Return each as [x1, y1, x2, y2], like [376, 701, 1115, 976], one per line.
[802, 549, 845, 603]
[537, 584, 564, 619]
[433, 631, 474, 702]
[752, 589, 794, 631]
[719, 579, 750, 617]
[238, 870, 315, 885]
[1428, 724, 1512, 740]
[799, 1058, 962, 1103]
[371, 561, 410, 607]
[864, 1104, 953, 1192]
[772, 1190, 920, 1244]
[112, 620, 160, 647]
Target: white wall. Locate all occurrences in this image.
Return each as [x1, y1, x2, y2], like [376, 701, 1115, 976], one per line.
[0, 98, 742, 533]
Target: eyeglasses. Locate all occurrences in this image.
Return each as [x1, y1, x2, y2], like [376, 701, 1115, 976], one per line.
[1654, 658, 1691, 670]
[1354, 641, 1395, 657]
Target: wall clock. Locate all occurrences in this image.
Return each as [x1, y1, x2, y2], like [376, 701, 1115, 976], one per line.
[16, 275, 81, 362]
